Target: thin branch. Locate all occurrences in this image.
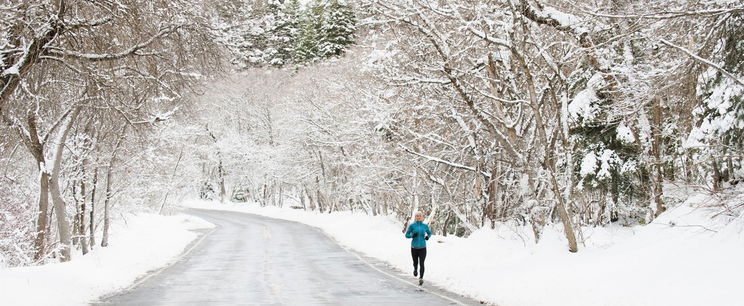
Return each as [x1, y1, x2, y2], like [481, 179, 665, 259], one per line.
[48, 25, 183, 62]
[584, 7, 744, 20]
[66, 15, 113, 31]
[399, 144, 490, 177]
[659, 38, 744, 87]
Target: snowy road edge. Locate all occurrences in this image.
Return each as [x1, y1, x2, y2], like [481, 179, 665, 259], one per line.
[92, 225, 219, 303]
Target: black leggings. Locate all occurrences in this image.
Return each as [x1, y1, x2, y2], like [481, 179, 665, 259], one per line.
[411, 247, 427, 278]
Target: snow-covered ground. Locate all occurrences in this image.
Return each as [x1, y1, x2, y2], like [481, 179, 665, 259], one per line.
[183, 191, 744, 306]
[0, 213, 214, 306]
[3, 190, 740, 306]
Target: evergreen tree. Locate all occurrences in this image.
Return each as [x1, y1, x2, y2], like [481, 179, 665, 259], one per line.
[270, 0, 302, 65]
[292, 2, 323, 63]
[216, 0, 280, 68]
[216, 0, 357, 67]
[689, 16, 744, 187]
[318, 0, 356, 58]
[567, 71, 651, 223]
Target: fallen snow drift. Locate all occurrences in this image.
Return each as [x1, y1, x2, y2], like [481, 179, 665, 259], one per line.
[0, 213, 214, 306]
[183, 197, 744, 306]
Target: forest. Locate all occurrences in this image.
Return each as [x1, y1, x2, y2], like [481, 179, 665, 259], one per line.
[1, 0, 743, 267]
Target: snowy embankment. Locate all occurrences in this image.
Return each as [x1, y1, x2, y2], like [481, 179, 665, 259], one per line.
[184, 190, 744, 306]
[0, 214, 214, 306]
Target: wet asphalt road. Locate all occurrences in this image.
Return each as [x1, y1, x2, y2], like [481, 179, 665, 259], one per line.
[92, 209, 483, 306]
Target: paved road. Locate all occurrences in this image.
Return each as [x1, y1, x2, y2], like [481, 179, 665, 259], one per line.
[93, 209, 483, 306]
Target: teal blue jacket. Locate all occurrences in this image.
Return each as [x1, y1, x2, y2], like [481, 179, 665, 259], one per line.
[405, 221, 431, 248]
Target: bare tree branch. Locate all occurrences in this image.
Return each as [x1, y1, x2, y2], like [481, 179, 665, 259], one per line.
[659, 38, 744, 87]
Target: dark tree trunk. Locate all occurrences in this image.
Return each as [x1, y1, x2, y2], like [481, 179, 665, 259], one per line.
[486, 170, 497, 229]
[72, 182, 81, 247]
[78, 175, 89, 255]
[101, 163, 113, 247]
[651, 97, 666, 218]
[33, 171, 50, 261]
[14, 113, 49, 261]
[89, 167, 98, 249]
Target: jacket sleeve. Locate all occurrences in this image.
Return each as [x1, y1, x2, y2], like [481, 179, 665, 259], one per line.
[405, 224, 413, 238]
[425, 225, 432, 238]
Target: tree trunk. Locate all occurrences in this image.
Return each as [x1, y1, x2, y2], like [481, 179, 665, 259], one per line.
[548, 165, 578, 253]
[651, 97, 666, 218]
[48, 107, 81, 262]
[72, 182, 81, 247]
[262, 182, 268, 206]
[299, 187, 307, 210]
[33, 171, 50, 261]
[89, 167, 98, 249]
[78, 176, 89, 255]
[101, 162, 113, 247]
[316, 189, 325, 213]
[486, 170, 497, 229]
[427, 194, 439, 230]
[159, 149, 183, 214]
[278, 185, 283, 208]
[411, 169, 420, 220]
[442, 212, 451, 237]
[14, 113, 50, 261]
[712, 159, 721, 192]
[205, 125, 226, 203]
[101, 126, 126, 247]
[217, 159, 226, 203]
[49, 175, 72, 261]
[304, 185, 315, 210]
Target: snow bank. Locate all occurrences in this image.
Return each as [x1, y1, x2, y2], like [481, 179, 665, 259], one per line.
[0, 213, 214, 306]
[183, 197, 744, 306]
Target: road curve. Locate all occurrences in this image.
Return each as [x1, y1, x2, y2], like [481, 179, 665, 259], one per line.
[92, 209, 483, 306]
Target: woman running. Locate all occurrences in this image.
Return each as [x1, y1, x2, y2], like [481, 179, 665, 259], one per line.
[405, 211, 431, 285]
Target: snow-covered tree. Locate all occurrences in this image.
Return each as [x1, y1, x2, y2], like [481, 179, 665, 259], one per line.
[0, 0, 221, 263]
[317, 0, 356, 58]
[687, 15, 744, 190]
[216, 0, 357, 67]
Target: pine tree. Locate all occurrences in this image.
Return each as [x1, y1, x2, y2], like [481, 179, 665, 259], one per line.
[216, 0, 357, 67]
[318, 0, 356, 58]
[567, 70, 650, 223]
[292, 2, 323, 63]
[691, 16, 744, 187]
[270, 0, 302, 65]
